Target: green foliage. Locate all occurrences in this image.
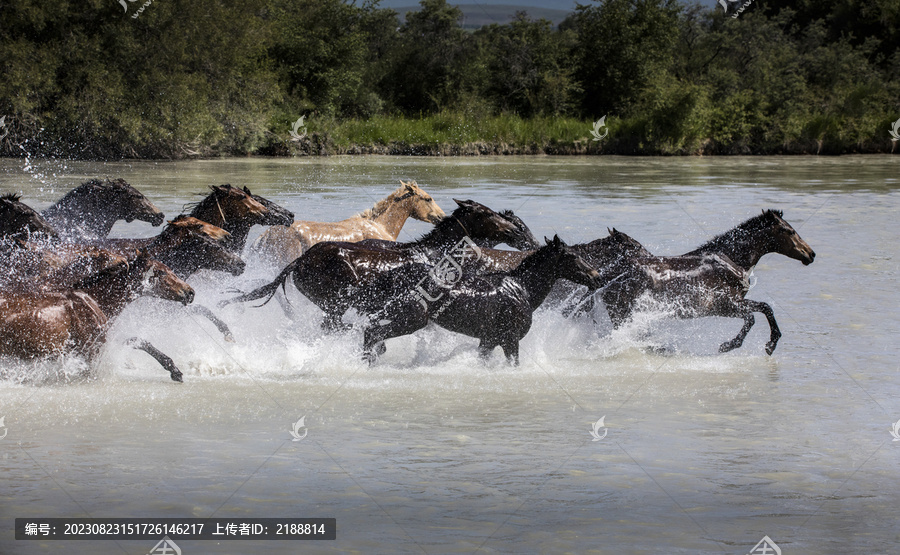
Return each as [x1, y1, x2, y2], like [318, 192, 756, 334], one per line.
[0, 0, 896, 157]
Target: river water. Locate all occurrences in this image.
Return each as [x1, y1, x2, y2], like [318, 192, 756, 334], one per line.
[0, 155, 898, 554]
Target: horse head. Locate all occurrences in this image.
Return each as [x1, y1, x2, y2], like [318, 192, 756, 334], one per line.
[152, 216, 245, 277]
[98, 178, 165, 226]
[0, 193, 58, 239]
[396, 180, 445, 224]
[762, 209, 816, 266]
[134, 251, 195, 305]
[242, 186, 294, 226]
[448, 199, 521, 245]
[192, 184, 268, 227]
[542, 235, 602, 289]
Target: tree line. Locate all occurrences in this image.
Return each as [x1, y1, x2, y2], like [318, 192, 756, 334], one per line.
[1, 0, 897, 158]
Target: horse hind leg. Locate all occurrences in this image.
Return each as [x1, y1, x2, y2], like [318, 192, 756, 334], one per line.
[362, 304, 428, 365]
[478, 340, 497, 361]
[718, 312, 755, 353]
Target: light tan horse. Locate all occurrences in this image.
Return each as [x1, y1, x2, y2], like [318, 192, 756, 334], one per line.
[251, 180, 445, 267]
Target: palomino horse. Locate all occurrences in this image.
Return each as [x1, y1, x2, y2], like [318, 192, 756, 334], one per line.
[1, 193, 58, 239]
[251, 180, 445, 267]
[221, 199, 523, 332]
[360, 236, 602, 365]
[42, 178, 165, 240]
[0, 250, 194, 381]
[592, 210, 816, 355]
[186, 185, 294, 253]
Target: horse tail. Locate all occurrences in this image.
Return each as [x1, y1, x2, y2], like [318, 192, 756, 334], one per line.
[219, 258, 301, 308]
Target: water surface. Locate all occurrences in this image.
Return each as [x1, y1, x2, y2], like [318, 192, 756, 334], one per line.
[1, 155, 898, 554]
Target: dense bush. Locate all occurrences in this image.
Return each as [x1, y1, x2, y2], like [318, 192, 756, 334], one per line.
[0, 0, 896, 158]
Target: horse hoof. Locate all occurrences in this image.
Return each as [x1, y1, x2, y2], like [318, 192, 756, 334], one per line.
[765, 342, 777, 355]
[224, 333, 235, 343]
[719, 341, 739, 353]
[170, 370, 184, 383]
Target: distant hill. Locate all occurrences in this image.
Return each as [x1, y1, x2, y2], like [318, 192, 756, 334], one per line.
[395, 4, 573, 28]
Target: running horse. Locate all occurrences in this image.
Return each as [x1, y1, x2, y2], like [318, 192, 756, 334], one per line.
[360, 236, 603, 364]
[0, 250, 194, 381]
[221, 199, 526, 332]
[186, 184, 294, 253]
[1, 193, 58, 239]
[251, 180, 445, 267]
[41, 178, 165, 240]
[590, 210, 816, 355]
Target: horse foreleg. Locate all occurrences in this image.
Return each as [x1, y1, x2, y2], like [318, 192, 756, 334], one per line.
[745, 299, 781, 355]
[125, 337, 183, 382]
[188, 305, 234, 342]
[501, 341, 520, 366]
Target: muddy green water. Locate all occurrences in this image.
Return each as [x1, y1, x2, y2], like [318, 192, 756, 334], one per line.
[0, 155, 898, 554]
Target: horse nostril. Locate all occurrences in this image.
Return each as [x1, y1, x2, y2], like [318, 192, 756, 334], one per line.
[183, 289, 195, 305]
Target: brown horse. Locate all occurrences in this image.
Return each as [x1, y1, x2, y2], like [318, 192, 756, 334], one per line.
[251, 180, 445, 267]
[593, 210, 816, 355]
[186, 184, 294, 253]
[41, 178, 165, 240]
[221, 199, 523, 332]
[0, 250, 193, 381]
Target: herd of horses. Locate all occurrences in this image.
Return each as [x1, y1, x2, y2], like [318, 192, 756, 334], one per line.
[0, 178, 815, 382]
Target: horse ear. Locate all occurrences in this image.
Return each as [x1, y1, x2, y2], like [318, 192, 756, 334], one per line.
[544, 236, 551, 245]
[553, 234, 562, 246]
[454, 199, 475, 208]
[243, 186, 252, 195]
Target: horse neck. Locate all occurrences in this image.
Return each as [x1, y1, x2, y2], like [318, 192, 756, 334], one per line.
[76, 268, 140, 318]
[509, 252, 559, 310]
[687, 225, 769, 270]
[45, 194, 117, 237]
[188, 204, 247, 252]
[413, 219, 467, 251]
[369, 199, 413, 239]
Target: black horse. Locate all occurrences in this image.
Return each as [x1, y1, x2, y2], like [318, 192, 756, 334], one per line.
[589, 210, 816, 355]
[360, 235, 602, 364]
[42, 178, 165, 240]
[221, 199, 525, 332]
[1, 193, 58, 239]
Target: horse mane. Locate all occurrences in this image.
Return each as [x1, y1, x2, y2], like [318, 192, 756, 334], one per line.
[357, 181, 418, 220]
[1, 193, 21, 202]
[411, 203, 470, 243]
[694, 209, 783, 251]
[183, 184, 236, 214]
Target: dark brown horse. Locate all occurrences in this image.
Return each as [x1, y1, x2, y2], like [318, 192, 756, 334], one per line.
[41, 178, 165, 240]
[592, 210, 816, 355]
[1, 193, 58, 239]
[360, 236, 603, 364]
[221, 199, 525, 332]
[187, 185, 294, 253]
[101, 216, 245, 278]
[0, 250, 193, 381]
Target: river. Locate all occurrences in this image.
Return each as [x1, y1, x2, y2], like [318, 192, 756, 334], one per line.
[1, 155, 898, 554]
